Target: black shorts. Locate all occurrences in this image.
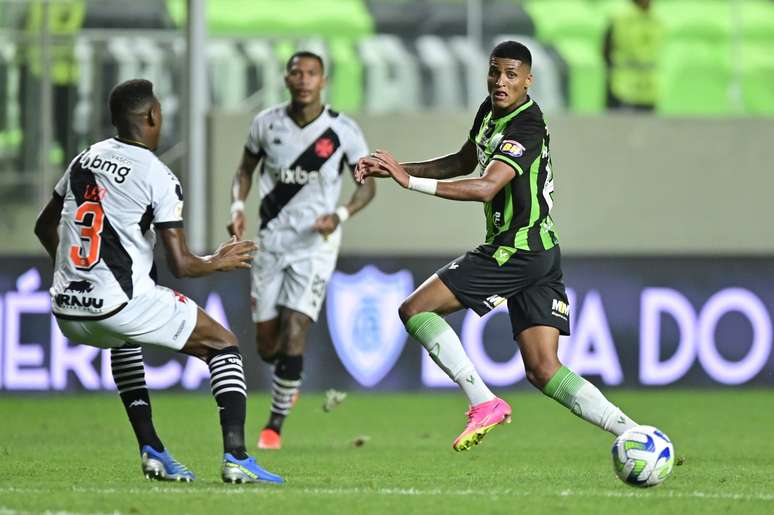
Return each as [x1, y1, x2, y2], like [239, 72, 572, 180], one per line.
[437, 245, 570, 337]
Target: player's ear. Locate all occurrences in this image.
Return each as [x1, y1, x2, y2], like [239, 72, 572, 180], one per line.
[525, 72, 533, 90]
[148, 101, 160, 127]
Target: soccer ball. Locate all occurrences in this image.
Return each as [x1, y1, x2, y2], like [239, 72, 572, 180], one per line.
[611, 425, 674, 487]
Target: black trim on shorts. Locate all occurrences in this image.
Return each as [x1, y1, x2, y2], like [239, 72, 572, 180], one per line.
[154, 220, 184, 229]
[53, 302, 128, 321]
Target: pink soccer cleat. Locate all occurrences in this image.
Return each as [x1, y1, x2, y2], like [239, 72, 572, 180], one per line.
[452, 397, 512, 452]
[258, 428, 281, 450]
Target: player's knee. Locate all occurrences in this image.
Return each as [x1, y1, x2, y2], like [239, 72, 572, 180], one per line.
[525, 363, 556, 390]
[255, 333, 279, 363]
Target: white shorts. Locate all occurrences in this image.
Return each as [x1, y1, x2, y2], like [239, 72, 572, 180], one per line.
[55, 285, 199, 351]
[250, 243, 338, 323]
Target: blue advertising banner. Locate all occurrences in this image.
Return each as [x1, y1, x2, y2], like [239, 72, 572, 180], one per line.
[0, 255, 772, 392]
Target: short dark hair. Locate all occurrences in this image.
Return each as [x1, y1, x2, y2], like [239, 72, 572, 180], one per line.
[285, 51, 325, 73]
[109, 79, 156, 128]
[490, 41, 532, 67]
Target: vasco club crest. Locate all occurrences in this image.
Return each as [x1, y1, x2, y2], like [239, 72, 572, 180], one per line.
[326, 266, 414, 387]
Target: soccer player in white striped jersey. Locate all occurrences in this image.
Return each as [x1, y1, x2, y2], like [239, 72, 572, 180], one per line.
[229, 51, 375, 450]
[34, 79, 283, 484]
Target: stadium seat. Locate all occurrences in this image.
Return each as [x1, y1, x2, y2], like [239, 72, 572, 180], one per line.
[740, 0, 774, 45]
[207, 41, 248, 108]
[740, 43, 774, 116]
[653, 0, 732, 44]
[415, 35, 464, 109]
[448, 36, 489, 109]
[552, 38, 605, 113]
[524, 0, 605, 46]
[658, 42, 735, 115]
[328, 38, 365, 112]
[242, 40, 285, 108]
[359, 36, 421, 113]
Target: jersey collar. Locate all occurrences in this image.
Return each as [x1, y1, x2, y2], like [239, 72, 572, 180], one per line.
[113, 136, 150, 149]
[285, 103, 327, 129]
[492, 96, 533, 123]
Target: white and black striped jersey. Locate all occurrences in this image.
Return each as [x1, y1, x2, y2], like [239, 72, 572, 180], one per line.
[245, 104, 369, 253]
[50, 138, 184, 318]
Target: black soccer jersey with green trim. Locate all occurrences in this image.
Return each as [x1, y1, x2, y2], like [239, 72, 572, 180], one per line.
[469, 96, 559, 254]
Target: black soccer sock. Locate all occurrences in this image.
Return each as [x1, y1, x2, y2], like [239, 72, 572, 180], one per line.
[208, 347, 248, 459]
[266, 353, 303, 434]
[111, 346, 164, 453]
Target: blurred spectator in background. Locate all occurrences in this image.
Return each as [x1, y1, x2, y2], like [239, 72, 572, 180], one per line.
[603, 0, 663, 112]
[21, 0, 85, 168]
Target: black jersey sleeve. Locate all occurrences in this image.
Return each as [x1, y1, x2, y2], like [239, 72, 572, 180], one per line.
[491, 116, 544, 176]
[468, 97, 492, 143]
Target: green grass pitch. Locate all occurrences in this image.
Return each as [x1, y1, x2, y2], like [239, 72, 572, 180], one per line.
[1, 390, 773, 514]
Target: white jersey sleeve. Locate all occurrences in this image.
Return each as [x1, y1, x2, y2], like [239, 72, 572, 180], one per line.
[245, 113, 265, 158]
[54, 169, 70, 198]
[339, 115, 369, 167]
[151, 162, 185, 228]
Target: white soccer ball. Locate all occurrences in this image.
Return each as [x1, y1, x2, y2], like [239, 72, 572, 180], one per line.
[611, 425, 674, 487]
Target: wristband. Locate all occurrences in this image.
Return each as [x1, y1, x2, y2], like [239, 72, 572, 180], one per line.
[408, 176, 438, 196]
[335, 205, 350, 223]
[230, 200, 245, 216]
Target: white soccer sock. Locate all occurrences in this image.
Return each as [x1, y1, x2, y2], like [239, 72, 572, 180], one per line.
[406, 312, 495, 406]
[543, 366, 637, 436]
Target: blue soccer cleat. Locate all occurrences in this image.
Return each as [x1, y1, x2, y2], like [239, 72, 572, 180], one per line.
[141, 445, 195, 482]
[221, 453, 284, 484]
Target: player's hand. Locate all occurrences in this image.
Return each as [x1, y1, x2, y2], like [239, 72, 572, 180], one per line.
[355, 155, 391, 183]
[228, 209, 246, 240]
[212, 236, 256, 272]
[313, 213, 339, 236]
[368, 150, 410, 189]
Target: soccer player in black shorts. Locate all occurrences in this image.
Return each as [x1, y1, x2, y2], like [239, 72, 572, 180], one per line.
[356, 41, 639, 451]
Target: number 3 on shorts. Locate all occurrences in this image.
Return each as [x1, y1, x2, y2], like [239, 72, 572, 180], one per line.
[69, 201, 105, 270]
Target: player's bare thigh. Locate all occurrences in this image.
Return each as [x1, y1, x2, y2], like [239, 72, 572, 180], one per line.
[515, 325, 562, 389]
[398, 274, 464, 323]
[181, 307, 238, 361]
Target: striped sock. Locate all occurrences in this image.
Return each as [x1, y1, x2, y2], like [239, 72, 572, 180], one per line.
[208, 348, 247, 458]
[543, 366, 637, 436]
[406, 312, 494, 406]
[266, 354, 302, 433]
[111, 346, 163, 452]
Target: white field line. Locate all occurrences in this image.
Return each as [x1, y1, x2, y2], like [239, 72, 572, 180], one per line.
[1, 508, 121, 515]
[1, 486, 773, 503]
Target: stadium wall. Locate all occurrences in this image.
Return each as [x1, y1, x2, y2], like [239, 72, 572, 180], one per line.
[208, 112, 774, 256]
[2, 256, 773, 392]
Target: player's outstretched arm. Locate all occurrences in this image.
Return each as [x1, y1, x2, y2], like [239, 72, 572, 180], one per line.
[360, 150, 514, 202]
[354, 140, 477, 183]
[228, 149, 261, 239]
[160, 228, 256, 278]
[34, 194, 64, 262]
[402, 139, 479, 179]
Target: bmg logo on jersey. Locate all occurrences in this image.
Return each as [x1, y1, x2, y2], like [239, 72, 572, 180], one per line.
[80, 153, 132, 183]
[270, 166, 321, 185]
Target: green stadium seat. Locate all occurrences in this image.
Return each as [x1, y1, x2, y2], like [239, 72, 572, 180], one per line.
[653, 0, 732, 44]
[741, 43, 774, 115]
[166, 0, 373, 39]
[740, 0, 774, 45]
[658, 42, 735, 116]
[328, 38, 365, 112]
[524, 0, 606, 46]
[552, 37, 605, 113]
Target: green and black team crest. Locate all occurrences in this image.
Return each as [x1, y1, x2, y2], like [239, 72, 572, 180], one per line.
[469, 96, 559, 263]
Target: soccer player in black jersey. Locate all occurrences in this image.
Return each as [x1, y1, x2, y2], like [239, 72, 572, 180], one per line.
[356, 41, 639, 451]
